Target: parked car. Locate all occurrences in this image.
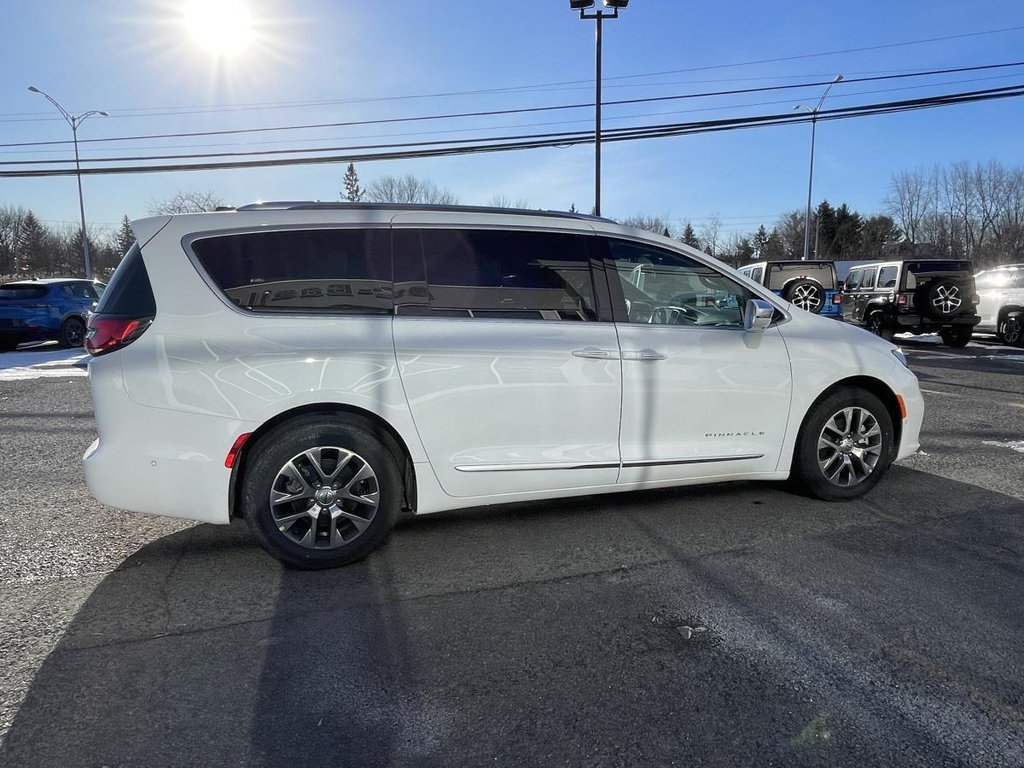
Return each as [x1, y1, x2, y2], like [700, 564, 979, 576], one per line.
[841, 260, 980, 347]
[737, 260, 842, 317]
[0, 277, 105, 350]
[84, 203, 923, 569]
[974, 263, 1024, 347]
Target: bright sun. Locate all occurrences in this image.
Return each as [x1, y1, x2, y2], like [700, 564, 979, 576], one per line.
[184, 0, 253, 56]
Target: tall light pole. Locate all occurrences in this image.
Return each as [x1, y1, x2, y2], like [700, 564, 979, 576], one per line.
[796, 74, 842, 261]
[28, 86, 108, 280]
[570, 0, 629, 218]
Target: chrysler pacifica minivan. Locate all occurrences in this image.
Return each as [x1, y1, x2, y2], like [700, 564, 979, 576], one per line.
[84, 203, 923, 568]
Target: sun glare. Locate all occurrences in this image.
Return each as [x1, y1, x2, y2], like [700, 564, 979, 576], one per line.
[184, 0, 253, 56]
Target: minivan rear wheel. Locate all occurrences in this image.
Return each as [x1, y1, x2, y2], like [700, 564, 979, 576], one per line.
[792, 388, 895, 501]
[241, 417, 401, 569]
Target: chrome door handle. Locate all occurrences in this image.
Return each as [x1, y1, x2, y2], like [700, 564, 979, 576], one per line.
[571, 348, 616, 360]
[622, 349, 667, 361]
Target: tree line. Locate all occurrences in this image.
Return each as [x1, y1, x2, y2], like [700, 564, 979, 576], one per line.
[3, 159, 1020, 281]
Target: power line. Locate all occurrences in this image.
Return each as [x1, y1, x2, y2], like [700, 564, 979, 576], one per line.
[2, 60, 1022, 151]
[3, 23, 1021, 123]
[7, 73, 1022, 166]
[2, 83, 1021, 179]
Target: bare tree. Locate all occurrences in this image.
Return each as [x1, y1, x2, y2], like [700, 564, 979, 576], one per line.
[622, 215, 673, 238]
[698, 214, 722, 259]
[884, 169, 930, 245]
[148, 190, 226, 215]
[0, 205, 27, 277]
[488, 194, 532, 209]
[364, 175, 458, 205]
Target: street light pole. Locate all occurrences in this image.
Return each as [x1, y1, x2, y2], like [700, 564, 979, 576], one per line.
[27, 86, 108, 280]
[797, 75, 843, 261]
[572, 1, 628, 217]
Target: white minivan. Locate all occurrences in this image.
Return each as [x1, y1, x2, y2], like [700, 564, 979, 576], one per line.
[84, 204, 923, 568]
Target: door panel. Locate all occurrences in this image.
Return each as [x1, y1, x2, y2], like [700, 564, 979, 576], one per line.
[602, 236, 792, 485]
[391, 223, 621, 498]
[615, 324, 791, 484]
[394, 319, 621, 496]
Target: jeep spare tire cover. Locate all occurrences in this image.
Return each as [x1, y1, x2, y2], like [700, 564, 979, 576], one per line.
[783, 278, 824, 314]
[920, 279, 964, 319]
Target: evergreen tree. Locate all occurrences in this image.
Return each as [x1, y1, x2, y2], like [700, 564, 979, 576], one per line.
[115, 215, 134, 256]
[752, 224, 770, 258]
[679, 221, 700, 248]
[342, 163, 363, 202]
[17, 211, 47, 276]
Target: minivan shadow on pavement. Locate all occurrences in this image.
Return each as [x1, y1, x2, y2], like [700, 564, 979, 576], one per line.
[2, 467, 1023, 767]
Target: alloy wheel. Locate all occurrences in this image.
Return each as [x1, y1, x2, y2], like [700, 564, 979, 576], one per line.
[791, 284, 822, 312]
[817, 407, 883, 487]
[269, 446, 380, 549]
[1003, 315, 1023, 346]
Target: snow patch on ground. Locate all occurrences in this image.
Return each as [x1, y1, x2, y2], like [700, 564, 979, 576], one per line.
[982, 440, 1024, 455]
[0, 344, 88, 381]
[982, 354, 1024, 364]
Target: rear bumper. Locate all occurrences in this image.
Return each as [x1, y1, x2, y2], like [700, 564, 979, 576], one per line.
[83, 355, 252, 525]
[895, 314, 980, 328]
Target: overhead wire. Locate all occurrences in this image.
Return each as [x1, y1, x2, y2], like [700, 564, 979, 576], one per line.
[2, 83, 1021, 178]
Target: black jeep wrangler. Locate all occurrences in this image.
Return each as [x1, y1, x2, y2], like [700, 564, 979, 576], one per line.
[841, 259, 980, 347]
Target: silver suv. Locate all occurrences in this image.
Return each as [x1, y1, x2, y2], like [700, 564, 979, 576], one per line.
[975, 264, 1024, 347]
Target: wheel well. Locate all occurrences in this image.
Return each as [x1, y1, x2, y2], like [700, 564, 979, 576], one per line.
[799, 376, 904, 454]
[998, 305, 1024, 322]
[228, 404, 417, 518]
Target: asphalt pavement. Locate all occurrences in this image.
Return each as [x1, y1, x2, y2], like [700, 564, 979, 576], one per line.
[0, 337, 1022, 767]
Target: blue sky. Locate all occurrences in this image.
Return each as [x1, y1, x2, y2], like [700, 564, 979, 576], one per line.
[1, 0, 1023, 238]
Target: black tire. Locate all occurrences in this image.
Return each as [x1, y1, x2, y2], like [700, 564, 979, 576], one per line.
[783, 279, 825, 314]
[1000, 311, 1024, 347]
[59, 316, 87, 348]
[0, 338, 19, 352]
[865, 311, 895, 342]
[919, 279, 965, 321]
[241, 415, 402, 569]
[939, 327, 972, 348]
[791, 387, 895, 501]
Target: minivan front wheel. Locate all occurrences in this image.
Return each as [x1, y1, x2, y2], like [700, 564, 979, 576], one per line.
[792, 388, 894, 501]
[241, 417, 401, 569]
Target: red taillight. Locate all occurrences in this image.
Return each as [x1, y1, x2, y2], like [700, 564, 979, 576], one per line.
[225, 433, 252, 469]
[896, 293, 909, 306]
[85, 315, 153, 356]
[832, 293, 842, 304]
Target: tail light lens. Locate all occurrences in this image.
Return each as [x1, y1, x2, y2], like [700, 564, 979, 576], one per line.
[85, 315, 153, 356]
[896, 293, 909, 306]
[832, 293, 842, 304]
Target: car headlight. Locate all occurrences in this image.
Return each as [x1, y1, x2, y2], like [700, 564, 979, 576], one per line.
[891, 348, 910, 369]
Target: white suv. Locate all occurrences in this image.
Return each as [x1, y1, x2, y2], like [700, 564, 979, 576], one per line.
[975, 264, 1024, 346]
[84, 203, 923, 569]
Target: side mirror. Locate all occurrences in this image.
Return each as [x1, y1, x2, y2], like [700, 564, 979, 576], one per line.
[744, 298, 775, 332]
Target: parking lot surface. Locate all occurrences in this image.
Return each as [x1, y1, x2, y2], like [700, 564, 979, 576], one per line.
[0, 338, 1022, 767]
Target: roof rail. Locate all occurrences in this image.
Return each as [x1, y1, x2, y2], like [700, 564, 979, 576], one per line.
[231, 201, 617, 224]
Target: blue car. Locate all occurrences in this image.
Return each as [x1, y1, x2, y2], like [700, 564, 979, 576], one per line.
[738, 260, 842, 318]
[0, 278, 106, 351]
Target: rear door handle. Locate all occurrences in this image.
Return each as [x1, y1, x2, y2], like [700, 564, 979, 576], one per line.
[571, 347, 617, 360]
[621, 349, 667, 361]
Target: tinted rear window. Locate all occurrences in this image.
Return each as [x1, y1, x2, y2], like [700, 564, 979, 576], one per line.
[95, 244, 156, 316]
[906, 261, 972, 274]
[397, 229, 597, 321]
[0, 285, 48, 300]
[193, 228, 391, 314]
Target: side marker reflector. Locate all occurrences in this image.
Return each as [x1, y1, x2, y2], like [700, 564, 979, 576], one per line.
[225, 433, 252, 468]
[896, 395, 908, 420]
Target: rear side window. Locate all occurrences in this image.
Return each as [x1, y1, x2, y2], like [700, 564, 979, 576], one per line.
[192, 228, 392, 314]
[0, 285, 48, 300]
[398, 229, 597, 321]
[877, 266, 898, 289]
[94, 244, 156, 316]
